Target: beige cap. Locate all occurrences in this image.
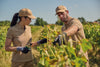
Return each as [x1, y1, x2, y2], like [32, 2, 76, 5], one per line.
[19, 8, 36, 19]
[56, 5, 67, 14]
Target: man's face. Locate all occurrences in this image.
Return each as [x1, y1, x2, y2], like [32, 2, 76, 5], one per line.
[57, 11, 68, 23]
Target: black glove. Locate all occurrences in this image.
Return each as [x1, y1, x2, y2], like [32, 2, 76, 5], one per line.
[22, 47, 30, 53]
[53, 35, 63, 46]
[17, 46, 30, 54]
[53, 32, 67, 46]
[37, 38, 47, 44]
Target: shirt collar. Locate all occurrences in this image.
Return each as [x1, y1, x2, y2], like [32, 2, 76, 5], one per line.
[16, 23, 26, 30]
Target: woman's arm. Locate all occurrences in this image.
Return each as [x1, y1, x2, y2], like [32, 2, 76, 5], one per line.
[5, 38, 17, 51]
[30, 42, 37, 47]
[30, 38, 47, 47]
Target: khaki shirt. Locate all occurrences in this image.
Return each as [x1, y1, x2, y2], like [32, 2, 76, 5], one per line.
[62, 18, 85, 45]
[62, 18, 89, 66]
[6, 24, 33, 62]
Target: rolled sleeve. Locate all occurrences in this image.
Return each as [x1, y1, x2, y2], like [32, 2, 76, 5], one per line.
[6, 28, 13, 40]
[71, 19, 83, 31]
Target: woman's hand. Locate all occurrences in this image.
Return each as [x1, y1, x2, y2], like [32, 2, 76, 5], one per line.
[17, 46, 30, 54]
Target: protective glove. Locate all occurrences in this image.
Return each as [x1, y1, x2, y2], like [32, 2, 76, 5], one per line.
[37, 38, 47, 44]
[53, 35, 63, 46]
[17, 46, 30, 54]
[53, 32, 67, 46]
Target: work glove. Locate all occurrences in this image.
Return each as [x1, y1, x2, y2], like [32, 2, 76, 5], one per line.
[30, 38, 47, 46]
[53, 35, 63, 46]
[37, 38, 47, 44]
[17, 46, 30, 54]
[53, 32, 67, 46]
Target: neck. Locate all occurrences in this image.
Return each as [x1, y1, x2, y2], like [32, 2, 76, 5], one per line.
[18, 21, 25, 28]
[64, 16, 72, 24]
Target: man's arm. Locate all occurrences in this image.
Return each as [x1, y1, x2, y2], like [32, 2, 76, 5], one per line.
[63, 25, 78, 36]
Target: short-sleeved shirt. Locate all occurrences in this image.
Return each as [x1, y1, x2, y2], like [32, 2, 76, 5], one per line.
[62, 18, 85, 45]
[6, 23, 33, 62]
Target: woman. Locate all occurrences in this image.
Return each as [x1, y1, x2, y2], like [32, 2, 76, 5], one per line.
[5, 8, 47, 67]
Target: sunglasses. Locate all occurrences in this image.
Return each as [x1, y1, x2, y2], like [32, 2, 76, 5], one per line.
[24, 16, 31, 20]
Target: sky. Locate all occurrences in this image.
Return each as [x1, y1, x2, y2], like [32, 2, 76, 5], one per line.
[0, 0, 100, 24]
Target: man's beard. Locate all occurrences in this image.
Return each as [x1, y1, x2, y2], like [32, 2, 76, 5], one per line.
[62, 15, 68, 22]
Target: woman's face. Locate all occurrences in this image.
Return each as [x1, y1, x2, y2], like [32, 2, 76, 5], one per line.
[21, 16, 31, 25]
[25, 17, 31, 25]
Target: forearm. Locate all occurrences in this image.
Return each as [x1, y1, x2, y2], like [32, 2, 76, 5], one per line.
[30, 38, 47, 47]
[5, 38, 17, 52]
[31, 42, 38, 47]
[5, 46, 17, 51]
[5, 39, 30, 53]
[63, 25, 78, 36]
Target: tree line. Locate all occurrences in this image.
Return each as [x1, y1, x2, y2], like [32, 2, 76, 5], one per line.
[0, 20, 10, 26]
[0, 17, 100, 26]
[56, 17, 100, 25]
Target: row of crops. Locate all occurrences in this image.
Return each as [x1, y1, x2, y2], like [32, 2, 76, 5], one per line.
[0, 26, 11, 67]
[37, 24, 100, 67]
[37, 25, 91, 67]
[84, 24, 100, 67]
[0, 24, 100, 67]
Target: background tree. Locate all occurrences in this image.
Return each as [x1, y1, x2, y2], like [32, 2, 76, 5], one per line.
[95, 19, 100, 23]
[55, 17, 63, 25]
[78, 17, 86, 24]
[34, 17, 48, 26]
[0, 20, 10, 26]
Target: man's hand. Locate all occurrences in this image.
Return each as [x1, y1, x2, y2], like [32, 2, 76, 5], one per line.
[53, 35, 63, 46]
[17, 46, 30, 54]
[53, 32, 67, 46]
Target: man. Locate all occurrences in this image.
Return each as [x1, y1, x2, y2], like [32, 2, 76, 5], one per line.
[55, 5, 90, 67]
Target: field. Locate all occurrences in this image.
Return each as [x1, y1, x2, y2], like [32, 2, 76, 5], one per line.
[0, 24, 100, 67]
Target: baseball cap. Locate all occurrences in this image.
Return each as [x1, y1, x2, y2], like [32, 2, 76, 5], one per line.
[19, 8, 36, 19]
[56, 5, 67, 14]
